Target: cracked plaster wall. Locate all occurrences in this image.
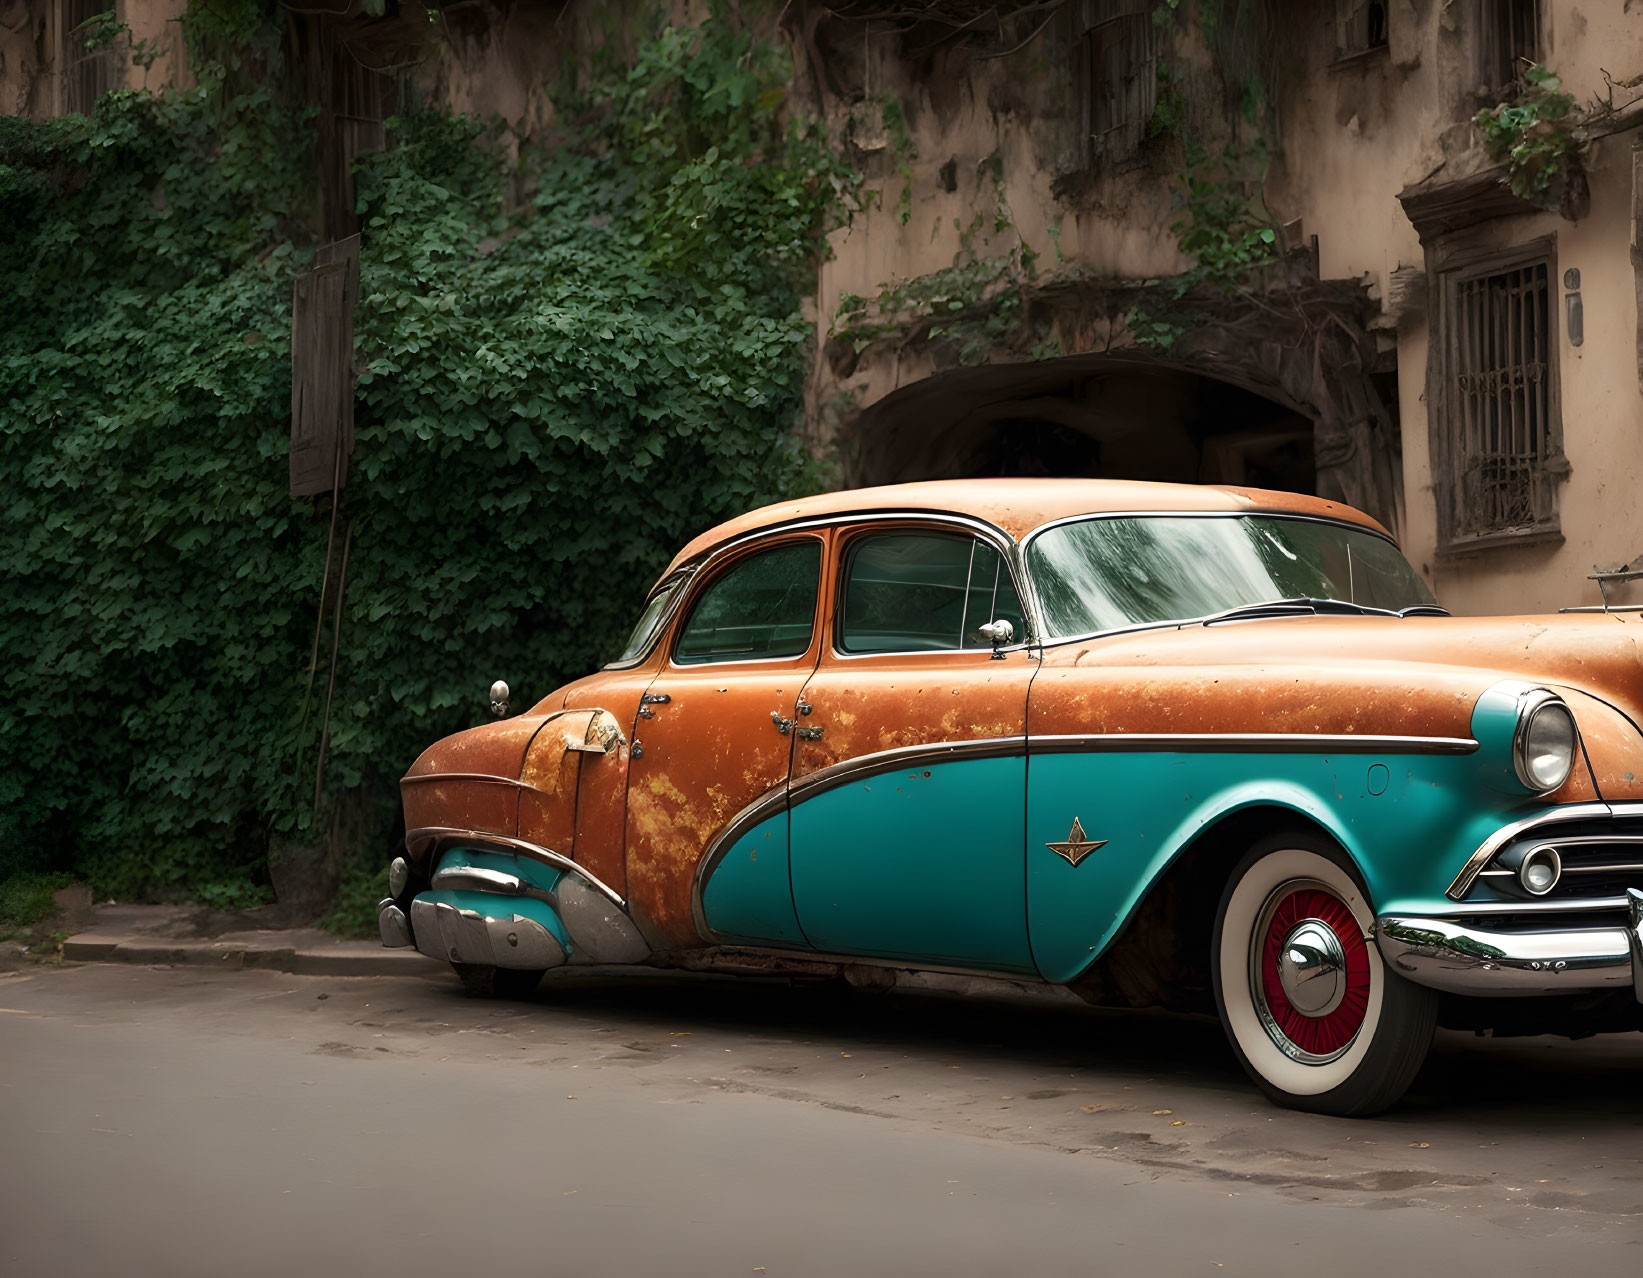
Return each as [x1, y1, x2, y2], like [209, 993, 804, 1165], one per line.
[1267, 1, 1643, 613]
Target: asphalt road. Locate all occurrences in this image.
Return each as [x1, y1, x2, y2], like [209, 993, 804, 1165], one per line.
[2, 962, 1641, 1277]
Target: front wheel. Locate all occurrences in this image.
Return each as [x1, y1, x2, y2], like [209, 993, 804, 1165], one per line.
[1211, 835, 1437, 1116]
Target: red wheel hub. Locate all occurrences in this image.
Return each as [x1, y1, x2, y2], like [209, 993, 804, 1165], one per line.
[1258, 888, 1371, 1058]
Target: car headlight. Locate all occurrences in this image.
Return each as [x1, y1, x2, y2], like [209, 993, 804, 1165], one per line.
[1512, 690, 1576, 793]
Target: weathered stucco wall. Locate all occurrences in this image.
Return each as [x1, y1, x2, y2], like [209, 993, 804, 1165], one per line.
[1265, 1, 1643, 613]
[0, 0, 188, 117]
[9, 0, 1640, 617]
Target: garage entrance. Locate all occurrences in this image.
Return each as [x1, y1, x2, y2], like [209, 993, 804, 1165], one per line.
[850, 355, 1317, 497]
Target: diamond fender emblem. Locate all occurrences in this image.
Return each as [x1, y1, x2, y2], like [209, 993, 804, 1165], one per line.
[1045, 817, 1107, 867]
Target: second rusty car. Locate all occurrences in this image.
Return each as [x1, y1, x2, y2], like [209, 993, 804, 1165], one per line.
[378, 478, 1643, 1115]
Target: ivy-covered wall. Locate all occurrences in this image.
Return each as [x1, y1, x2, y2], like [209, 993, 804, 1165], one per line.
[0, 3, 854, 923]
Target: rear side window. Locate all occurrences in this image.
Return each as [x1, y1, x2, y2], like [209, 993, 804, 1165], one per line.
[674, 540, 822, 665]
[839, 532, 1023, 654]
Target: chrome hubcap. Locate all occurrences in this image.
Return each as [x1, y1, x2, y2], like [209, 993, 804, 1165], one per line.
[1277, 919, 1346, 1016]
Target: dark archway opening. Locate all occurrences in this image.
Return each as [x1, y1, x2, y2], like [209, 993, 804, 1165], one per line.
[852, 357, 1316, 497]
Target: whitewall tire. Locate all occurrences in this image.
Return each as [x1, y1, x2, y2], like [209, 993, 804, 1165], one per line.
[1211, 834, 1438, 1116]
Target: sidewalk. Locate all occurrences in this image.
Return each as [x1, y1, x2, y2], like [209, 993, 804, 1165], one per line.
[58, 901, 437, 978]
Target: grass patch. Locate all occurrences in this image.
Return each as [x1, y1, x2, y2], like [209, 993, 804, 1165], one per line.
[0, 871, 74, 935]
[318, 855, 388, 940]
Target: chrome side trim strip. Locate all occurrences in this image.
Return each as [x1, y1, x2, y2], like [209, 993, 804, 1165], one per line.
[690, 729, 1478, 943]
[1030, 733, 1478, 755]
[789, 736, 1026, 803]
[1444, 802, 1643, 901]
[401, 772, 535, 791]
[405, 826, 626, 909]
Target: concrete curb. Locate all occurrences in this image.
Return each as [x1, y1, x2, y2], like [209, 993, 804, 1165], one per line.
[61, 933, 439, 977]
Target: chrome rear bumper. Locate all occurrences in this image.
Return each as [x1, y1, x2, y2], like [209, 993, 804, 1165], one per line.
[1375, 889, 1643, 998]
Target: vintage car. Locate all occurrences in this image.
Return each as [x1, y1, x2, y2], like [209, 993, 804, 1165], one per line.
[377, 478, 1643, 1114]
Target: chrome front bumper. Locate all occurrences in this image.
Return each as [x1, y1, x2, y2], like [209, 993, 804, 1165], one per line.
[376, 832, 653, 970]
[1375, 889, 1643, 998]
[405, 897, 567, 969]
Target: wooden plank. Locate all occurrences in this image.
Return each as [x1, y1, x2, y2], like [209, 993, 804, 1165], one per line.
[289, 235, 360, 499]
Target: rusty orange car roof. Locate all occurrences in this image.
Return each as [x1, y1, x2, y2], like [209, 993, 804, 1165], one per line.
[666, 478, 1389, 573]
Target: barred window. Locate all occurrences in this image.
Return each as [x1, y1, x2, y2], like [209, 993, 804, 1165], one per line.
[1479, 0, 1540, 90]
[1335, 0, 1389, 59]
[1437, 245, 1563, 545]
[59, 0, 121, 115]
[1079, 0, 1157, 166]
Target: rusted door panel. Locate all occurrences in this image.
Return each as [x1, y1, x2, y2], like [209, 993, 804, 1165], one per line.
[623, 666, 810, 948]
[621, 531, 832, 950]
[562, 674, 656, 900]
[787, 653, 1038, 969]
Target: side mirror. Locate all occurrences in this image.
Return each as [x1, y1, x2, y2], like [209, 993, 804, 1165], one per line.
[489, 680, 510, 718]
[977, 618, 1014, 659]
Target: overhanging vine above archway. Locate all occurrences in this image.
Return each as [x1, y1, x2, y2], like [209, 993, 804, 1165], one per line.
[824, 250, 1402, 530]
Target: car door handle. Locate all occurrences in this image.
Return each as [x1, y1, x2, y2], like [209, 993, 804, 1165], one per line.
[797, 724, 824, 740]
[771, 712, 794, 735]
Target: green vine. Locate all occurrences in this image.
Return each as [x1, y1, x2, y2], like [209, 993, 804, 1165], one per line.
[831, 244, 1034, 366]
[877, 94, 918, 226]
[1169, 140, 1279, 282]
[1473, 64, 1580, 202]
[1, 10, 857, 917]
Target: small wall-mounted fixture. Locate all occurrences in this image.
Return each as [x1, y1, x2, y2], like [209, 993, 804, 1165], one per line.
[1563, 267, 1583, 348]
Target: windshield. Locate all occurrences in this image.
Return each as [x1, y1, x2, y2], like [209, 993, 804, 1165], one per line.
[611, 575, 687, 665]
[1026, 515, 1438, 639]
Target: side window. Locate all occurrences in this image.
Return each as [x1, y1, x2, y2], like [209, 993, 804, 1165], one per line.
[673, 541, 821, 665]
[840, 532, 1024, 654]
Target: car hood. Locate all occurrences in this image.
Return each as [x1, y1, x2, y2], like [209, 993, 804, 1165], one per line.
[1033, 612, 1643, 803]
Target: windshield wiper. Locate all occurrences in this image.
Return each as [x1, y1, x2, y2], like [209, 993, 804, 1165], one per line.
[1203, 597, 1398, 625]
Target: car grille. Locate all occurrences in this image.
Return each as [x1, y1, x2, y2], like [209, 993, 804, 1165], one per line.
[1461, 818, 1643, 930]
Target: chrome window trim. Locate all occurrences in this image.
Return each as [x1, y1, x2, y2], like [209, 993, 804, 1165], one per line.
[1016, 509, 1430, 650]
[828, 522, 1034, 659]
[643, 509, 1043, 655]
[1446, 802, 1643, 901]
[666, 533, 828, 670]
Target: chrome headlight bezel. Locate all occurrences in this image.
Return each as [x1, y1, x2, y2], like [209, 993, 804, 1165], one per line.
[1512, 689, 1577, 794]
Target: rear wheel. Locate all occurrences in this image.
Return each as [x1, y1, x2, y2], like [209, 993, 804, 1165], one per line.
[452, 963, 545, 1000]
[1211, 834, 1437, 1116]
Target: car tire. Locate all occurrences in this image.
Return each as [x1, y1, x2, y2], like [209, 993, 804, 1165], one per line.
[452, 963, 545, 1000]
[1210, 832, 1437, 1116]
